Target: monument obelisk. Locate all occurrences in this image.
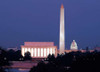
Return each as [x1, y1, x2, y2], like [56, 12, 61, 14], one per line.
[59, 4, 65, 54]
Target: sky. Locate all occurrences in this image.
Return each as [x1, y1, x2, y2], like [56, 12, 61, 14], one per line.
[0, 0, 100, 50]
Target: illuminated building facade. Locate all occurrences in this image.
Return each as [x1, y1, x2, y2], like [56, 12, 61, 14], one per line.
[94, 47, 100, 51]
[59, 4, 65, 54]
[21, 42, 57, 58]
[70, 40, 78, 50]
[7, 47, 18, 51]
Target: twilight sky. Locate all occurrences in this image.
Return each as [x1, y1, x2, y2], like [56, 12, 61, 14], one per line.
[0, 0, 100, 49]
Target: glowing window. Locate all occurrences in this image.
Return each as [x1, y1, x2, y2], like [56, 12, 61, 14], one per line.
[22, 48, 24, 56]
[50, 48, 52, 55]
[47, 48, 49, 56]
[38, 48, 40, 57]
[28, 48, 30, 52]
[31, 48, 33, 57]
[25, 48, 27, 53]
[34, 48, 36, 57]
[44, 48, 46, 57]
[41, 48, 43, 57]
[53, 48, 55, 54]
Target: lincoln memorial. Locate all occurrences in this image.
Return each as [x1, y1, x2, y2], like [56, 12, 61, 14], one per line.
[21, 42, 57, 58]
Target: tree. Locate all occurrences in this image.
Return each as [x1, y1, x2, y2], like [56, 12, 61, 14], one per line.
[14, 50, 24, 61]
[6, 49, 15, 61]
[0, 47, 10, 72]
[24, 51, 32, 60]
[47, 54, 55, 63]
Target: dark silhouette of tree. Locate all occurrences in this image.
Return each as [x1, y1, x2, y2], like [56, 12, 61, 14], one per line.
[0, 47, 10, 72]
[0, 48, 10, 66]
[47, 54, 55, 63]
[6, 49, 15, 61]
[24, 51, 32, 60]
[6, 50, 24, 61]
[30, 61, 67, 72]
[14, 50, 24, 61]
[30, 51, 100, 72]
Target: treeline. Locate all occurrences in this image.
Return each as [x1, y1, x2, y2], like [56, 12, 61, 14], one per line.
[0, 48, 32, 61]
[0, 48, 10, 72]
[30, 51, 100, 72]
[0, 47, 32, 72]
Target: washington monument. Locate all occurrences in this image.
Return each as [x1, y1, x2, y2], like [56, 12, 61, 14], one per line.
[59, 4, 65, 54]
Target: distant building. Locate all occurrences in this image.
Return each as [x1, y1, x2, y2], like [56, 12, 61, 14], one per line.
[94, 47, 100, 51]
[7, 47, 18, 51]
[21, 42, 57, 58]
[70, 40, 78, 50]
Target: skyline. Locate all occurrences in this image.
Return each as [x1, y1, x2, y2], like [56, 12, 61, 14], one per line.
[0, 0, 100, 49]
